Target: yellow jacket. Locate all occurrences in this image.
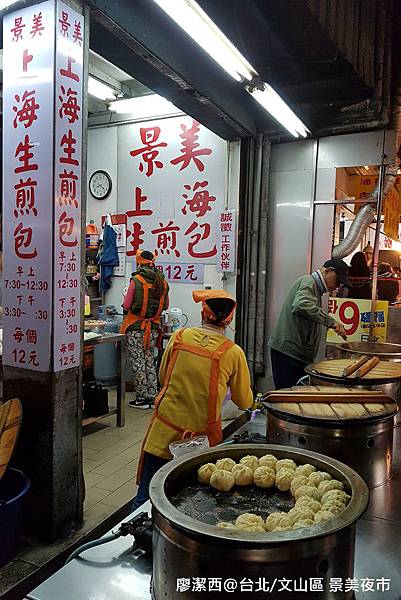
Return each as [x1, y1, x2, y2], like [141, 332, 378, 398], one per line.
[144, 326, 253, 460]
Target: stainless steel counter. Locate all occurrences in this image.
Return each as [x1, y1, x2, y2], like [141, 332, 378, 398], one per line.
[26, 504, 153, 600]
[26, 413, 401, 600]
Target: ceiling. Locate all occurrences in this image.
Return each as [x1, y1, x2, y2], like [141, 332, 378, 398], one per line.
[86, 0, 398, 140]
[0, 0, 398, 141]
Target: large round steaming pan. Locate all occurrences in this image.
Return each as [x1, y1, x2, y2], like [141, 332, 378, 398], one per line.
[266, 411, 394, 488]
[339, 341, 401, 361]
[150, 445, 368, 600]
[305, 364, 401, 387]
[329, 343, 401, 425]
[150, 444, 368, 544]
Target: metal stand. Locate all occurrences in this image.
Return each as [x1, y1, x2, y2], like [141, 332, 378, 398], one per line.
[369, 163, 386, 340]
[83, 333, 126, 428]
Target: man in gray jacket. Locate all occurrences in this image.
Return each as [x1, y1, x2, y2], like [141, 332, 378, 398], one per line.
[268, 259, 349, 389]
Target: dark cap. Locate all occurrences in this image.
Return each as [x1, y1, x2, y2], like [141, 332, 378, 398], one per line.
[323, 258, 351, 288]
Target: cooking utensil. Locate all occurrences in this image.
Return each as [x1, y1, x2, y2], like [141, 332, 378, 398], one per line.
[342, 355, 369, 377]
[354, 356, 380, 378]
[151, 444, 368, 600]
[352, 356, 379, 377]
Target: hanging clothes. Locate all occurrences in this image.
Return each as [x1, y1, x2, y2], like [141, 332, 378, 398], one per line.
[98, 224, 119, 292]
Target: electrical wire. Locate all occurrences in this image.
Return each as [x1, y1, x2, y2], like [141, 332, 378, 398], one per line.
[65, 531, 121, 564]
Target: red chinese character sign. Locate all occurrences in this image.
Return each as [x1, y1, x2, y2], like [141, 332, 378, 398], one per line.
[2, 1, 84, 373]
[158, 263, 204, 284]
[217, 210, 236, 273]
[3, 1, 55, 370]
[118, 117, 226, 264]
[54, 2, 83, 372]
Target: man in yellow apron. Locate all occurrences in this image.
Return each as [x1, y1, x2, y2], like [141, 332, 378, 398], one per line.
[132, 289, 253, 510]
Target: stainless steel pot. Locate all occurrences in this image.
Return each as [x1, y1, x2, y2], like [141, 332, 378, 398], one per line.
[266, 409, 395, 487]
[326, 342, 401, 423]
[150, 444, 368, 600]
[339, 342, 401, 361]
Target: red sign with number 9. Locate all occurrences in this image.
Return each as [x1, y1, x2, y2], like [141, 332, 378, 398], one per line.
[338, 301, 360, 335]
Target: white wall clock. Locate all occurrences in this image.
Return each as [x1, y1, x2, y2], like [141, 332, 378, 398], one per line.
[89, 170, 112, 200]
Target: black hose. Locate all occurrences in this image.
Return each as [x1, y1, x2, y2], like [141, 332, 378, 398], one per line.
[65, 532, 121, 564]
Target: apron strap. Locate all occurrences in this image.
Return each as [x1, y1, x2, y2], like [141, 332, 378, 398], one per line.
[136, 330, 234, 484]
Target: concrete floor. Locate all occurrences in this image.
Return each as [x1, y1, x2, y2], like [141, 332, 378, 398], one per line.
[0, 394, 153, 600]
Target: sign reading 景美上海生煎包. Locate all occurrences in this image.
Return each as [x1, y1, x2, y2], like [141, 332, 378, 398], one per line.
[118, 118, 227, 264]
[2, 1, 84, 372]
[327, 298, 389, 343]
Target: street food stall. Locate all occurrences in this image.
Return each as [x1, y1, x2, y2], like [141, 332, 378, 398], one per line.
[26, 413, 401, 600]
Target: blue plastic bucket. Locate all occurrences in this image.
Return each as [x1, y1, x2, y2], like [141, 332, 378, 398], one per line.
[0, 468, 31, 567]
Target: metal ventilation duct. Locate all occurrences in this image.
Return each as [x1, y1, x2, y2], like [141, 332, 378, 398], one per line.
[332, 84, 401, 259]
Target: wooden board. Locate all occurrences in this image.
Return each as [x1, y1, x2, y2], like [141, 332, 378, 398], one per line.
[269, 400, 397, 421]
[312, 359, 401, 380]
[299, 403, 337, 418]
[265, 386, 391, 404]
[331, 403, 370, 419]
[0, 398, 22, 481]
[264, 385, 398, 420]
[267, 386, 388, 397]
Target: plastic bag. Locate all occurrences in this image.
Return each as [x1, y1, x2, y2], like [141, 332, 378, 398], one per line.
[169, 435, 210, 459]
[223, 387, 231, 406]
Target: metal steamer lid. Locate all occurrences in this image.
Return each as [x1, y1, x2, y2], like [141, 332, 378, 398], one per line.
[305, 363, 401, 386]
[339, 342, 401, 360]
[149, 444, 369, 545]
[263, 402, 398, 426]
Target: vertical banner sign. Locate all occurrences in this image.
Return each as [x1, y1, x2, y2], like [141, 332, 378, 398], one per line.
[383, 185, 401, 241]
[217, 210, 236, 273]
[53, 2, 84, 371]
[3, 2, 55, 371]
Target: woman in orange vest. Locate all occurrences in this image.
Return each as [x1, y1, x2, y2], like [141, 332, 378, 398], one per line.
[131, 289, 253, 510]
[121, 250, 169, 409]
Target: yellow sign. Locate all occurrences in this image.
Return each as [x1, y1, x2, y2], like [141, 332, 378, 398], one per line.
[349, 175, 378, 215]
[383, 185, 401, 240]
[327, 298, 388, 343]
[349, 175, 401, 239]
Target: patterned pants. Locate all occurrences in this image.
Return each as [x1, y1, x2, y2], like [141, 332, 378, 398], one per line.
[126, 330, 159, 401]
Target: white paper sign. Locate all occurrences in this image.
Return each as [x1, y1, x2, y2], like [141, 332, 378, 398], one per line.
[113, 250, 126, 277]
[114, 223, 126, 247]
[3, 2, 55, 371]
[117, 117, 227, 264]
[217, 210, 236, 273]
[53, 1, 84, 371]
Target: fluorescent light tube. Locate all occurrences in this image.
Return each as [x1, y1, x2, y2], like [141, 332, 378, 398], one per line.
[0, 1, 19, 10]
[151, 0, 309, 137]
[88, 76, 116, 101]
[249, 84, 309, 138]
[108, 94, 181, 118]
[151, 0, 256, 82]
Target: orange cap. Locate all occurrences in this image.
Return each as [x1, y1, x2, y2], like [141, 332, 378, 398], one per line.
[192, 290, 236, 326]
[136, 249, 157, 266]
